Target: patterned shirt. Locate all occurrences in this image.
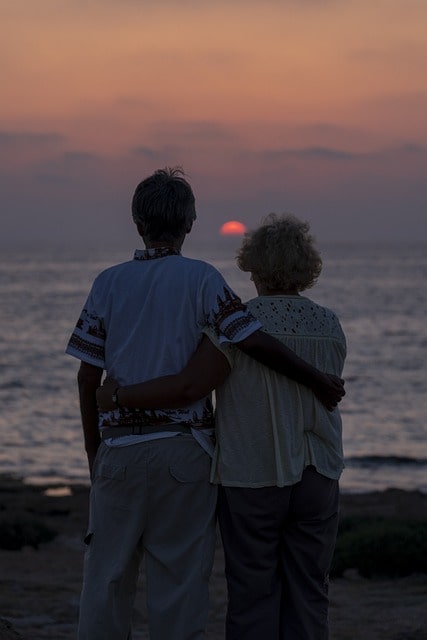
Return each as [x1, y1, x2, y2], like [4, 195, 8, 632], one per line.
[66, 247, 261, 445]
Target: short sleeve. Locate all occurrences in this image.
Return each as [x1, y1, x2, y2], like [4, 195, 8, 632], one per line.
[203, 271, 262, 343]
[202, 326, 236, 368]
[65, 288, 106, 368]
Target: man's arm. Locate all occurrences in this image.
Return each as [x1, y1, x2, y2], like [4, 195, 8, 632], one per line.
[96, 330, 344, 413]
[96, 336, 230, 412]
[237, 330, 345, 410]
[77, 361, 103, 476]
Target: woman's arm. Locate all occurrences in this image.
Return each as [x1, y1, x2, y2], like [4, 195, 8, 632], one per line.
[96, 335, 230, 411]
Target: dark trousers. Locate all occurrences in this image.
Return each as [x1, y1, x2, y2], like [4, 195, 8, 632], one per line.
[218, 466, 339, 640]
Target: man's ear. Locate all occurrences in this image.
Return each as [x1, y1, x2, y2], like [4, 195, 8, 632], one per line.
[136, 221, 145, 237]
[185, 220, 194, 234]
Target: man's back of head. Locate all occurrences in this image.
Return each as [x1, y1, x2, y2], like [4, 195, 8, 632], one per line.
[132, 167, 196, 244]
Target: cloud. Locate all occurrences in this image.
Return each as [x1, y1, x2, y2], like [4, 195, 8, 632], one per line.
[258, 142, 427, 164]
[291, 147, 356, 160]
[33, 151, 103, 185]
[0, 131, 65, 149]
[396, 143, 426, 154]
[114, 96, 158, 109]
[60, 150, 101, 165]
[69, 0, 340, 9]
[349, 42, 427, 70]
[158, 120, 238, 142]
[261, 146, 361, 161]
[131, 146, 164, 159]
[298, 123, 353, 135]
[34, 173, 72, 186]
[130, 120, 238, 156]
[365, 91, 427, 110]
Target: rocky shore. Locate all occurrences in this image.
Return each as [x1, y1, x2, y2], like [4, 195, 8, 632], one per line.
[1, 476, 426, 639]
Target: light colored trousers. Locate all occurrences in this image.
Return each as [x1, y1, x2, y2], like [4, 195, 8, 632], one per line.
[78, 436, 217, 640]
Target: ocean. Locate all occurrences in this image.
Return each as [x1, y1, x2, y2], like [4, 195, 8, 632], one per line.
[1, 241, 426, 494]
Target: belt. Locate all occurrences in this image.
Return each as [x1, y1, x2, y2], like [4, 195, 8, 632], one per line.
[100, 424, 193, 440]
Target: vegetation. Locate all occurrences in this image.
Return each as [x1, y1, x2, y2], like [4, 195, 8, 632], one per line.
[0, 515, 57, 550]
[332, 516, 427, 578]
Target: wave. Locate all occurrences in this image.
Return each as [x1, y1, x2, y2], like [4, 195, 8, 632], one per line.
[346, 455, 427, 467]
[0, 380, 25, 390]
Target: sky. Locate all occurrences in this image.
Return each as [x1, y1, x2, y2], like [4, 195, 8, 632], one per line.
[1, 0, 426, 249]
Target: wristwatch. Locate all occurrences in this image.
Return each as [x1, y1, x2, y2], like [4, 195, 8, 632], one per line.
[112, 387, 122, 409]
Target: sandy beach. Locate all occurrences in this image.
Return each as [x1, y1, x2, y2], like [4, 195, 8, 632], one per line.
[1, 476, 426, 640]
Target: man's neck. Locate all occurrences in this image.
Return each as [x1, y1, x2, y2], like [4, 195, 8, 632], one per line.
[143, 238, 185, 251]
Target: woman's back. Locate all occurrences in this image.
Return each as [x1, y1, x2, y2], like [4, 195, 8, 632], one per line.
[210, 295, 346, 488]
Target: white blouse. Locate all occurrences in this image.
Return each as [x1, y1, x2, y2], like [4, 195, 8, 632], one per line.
[207, 295, 347, 487]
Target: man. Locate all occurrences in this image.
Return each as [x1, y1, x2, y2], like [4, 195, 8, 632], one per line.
[66, 167, 344, 640]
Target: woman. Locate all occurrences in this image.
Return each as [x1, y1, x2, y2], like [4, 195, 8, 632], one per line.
[97, 214, 346, 640]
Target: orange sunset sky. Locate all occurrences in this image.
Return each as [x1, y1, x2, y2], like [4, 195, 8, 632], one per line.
[1, 0, 426, 248]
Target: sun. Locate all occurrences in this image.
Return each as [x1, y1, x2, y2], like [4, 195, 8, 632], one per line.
[220, 220, 247, 236]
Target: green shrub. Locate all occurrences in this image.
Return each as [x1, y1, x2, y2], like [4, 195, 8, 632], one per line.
[331, 517, 427, 579]
[0, 515, 57, 550]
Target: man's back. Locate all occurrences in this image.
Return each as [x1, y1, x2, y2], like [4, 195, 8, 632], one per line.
[67, 246, 262, 432]
[84, 252, 216, 379]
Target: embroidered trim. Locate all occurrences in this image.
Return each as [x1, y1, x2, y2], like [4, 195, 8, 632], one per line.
[99, 401, 214, 429]
[76, 312, 106, 340]
[67, 334, 105, 363]
[210, 286, 253, 340]
[221, 314, 258, 341]
[134, 247, 181, 261]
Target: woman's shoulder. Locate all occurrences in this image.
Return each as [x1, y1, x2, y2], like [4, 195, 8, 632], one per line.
[247, 295, 344, 339]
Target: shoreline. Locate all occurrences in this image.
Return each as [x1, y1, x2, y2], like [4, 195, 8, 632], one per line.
[1, 476, 426, 639]
[11, 470, 427, 496]
[5, 474, 427, 526]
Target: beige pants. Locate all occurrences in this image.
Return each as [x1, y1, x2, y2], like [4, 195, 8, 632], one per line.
[78, 436, 217, 640]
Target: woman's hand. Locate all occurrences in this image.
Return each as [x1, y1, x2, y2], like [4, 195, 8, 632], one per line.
[96, 376, 120, 412]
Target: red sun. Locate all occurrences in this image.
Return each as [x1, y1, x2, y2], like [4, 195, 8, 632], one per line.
[220, 220, 247, 236]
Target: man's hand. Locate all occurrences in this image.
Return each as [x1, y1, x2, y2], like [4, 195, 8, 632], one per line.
[238, 330, 345, 411]
[96, 376, 119, 412]
[312, 373, 345, 411]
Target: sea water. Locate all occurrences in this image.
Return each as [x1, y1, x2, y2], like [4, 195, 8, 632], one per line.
[0, 241, 426, 493]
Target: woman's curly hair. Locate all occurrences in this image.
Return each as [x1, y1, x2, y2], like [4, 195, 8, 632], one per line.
[237, 213, 322, 293]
